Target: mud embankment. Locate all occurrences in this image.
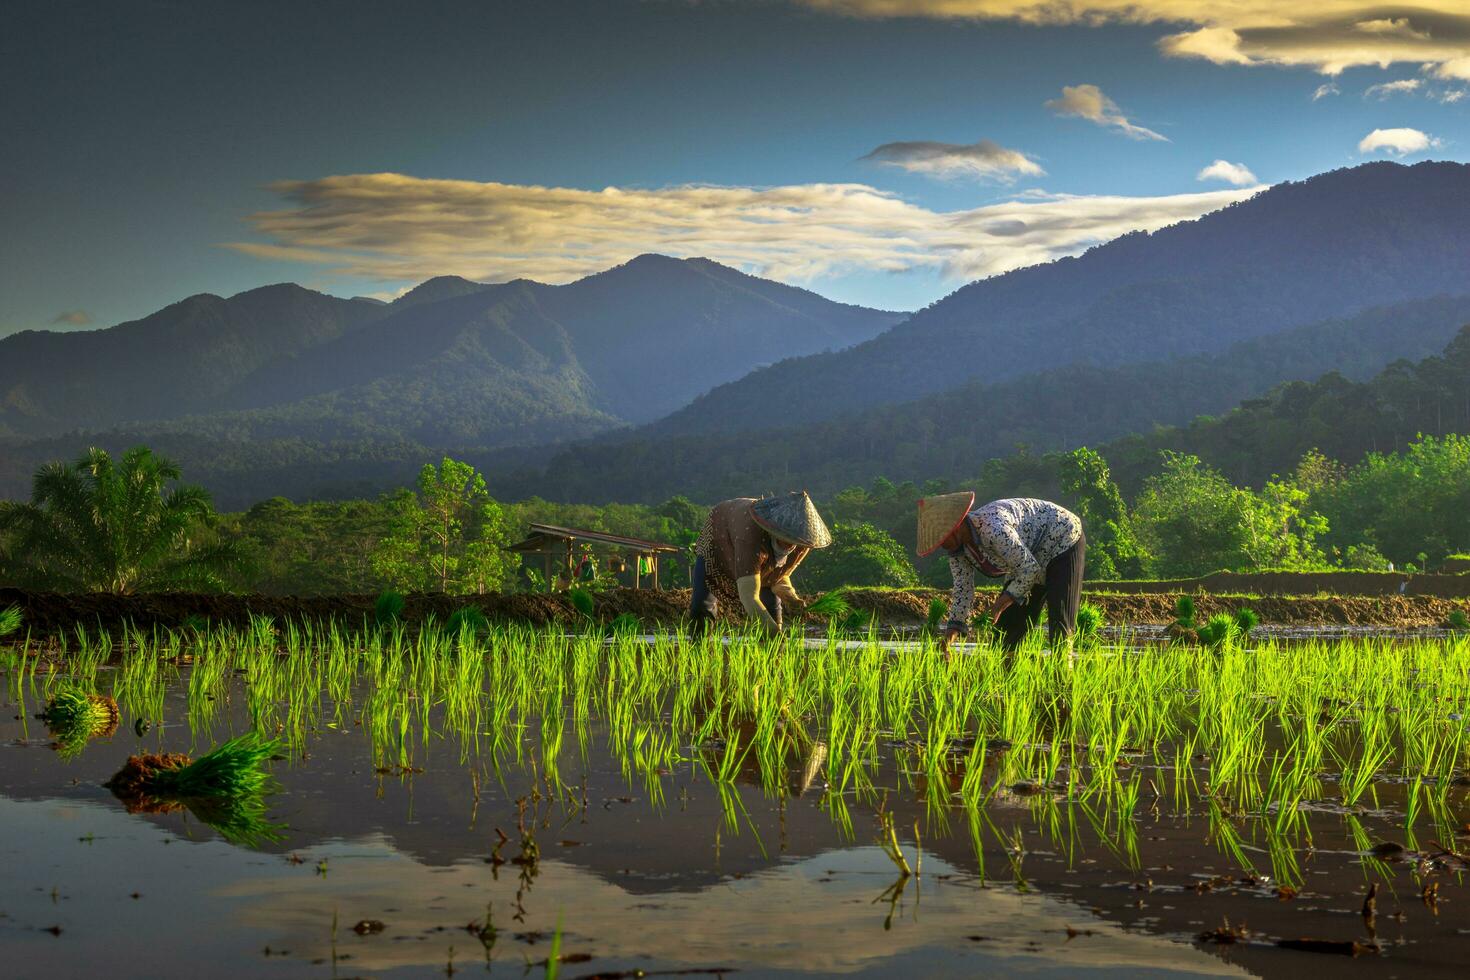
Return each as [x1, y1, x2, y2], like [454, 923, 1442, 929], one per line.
[2, 585, 1465, 638]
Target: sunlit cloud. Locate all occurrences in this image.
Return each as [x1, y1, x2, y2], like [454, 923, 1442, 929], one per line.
[1045, 84, 1167, 142]
[1311, 82, 1340, 100]
[793, 3, 1470, 78]
[228, 172, 1259, 287]
[1364, 78, 1421, 99]
[1196, 159, 1257, 186]
[1358, 127, 1439, 155]
[860, 138, 1044, 181]
[1442, 89, 1468, 103]
[48, 310, 93, 327]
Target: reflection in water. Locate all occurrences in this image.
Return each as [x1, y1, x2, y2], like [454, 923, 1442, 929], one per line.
[1, 798, 1245, 978]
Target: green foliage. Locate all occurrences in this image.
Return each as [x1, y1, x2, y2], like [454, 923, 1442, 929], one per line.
[1447, 610, 1470, 631]
[0, 604, 20, 638]
[374, 591, 406, 625]
[799, 521, 918, 593]
[446, 607, 490, 637]
[1132, 452, 1327, 578]
[372, 457, 518, 594]
[40, 688, 117, 759]
[0, 446, 241, 593]
[1059, 448, 1146, 579]
[226, 497, 394, 594]
[568, 587, 595, 619]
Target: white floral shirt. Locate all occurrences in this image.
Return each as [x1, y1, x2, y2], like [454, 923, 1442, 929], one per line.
[945, 498, 1082, 629]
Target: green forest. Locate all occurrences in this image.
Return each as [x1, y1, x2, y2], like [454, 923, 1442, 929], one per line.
[2, 423, 1464, 595]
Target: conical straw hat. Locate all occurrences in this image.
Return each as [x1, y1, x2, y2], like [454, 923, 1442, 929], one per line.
[916, 491, 975, 557]
[750, 491, 832, 549]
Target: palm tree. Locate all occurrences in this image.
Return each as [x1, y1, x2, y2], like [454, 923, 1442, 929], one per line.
[0, 446, 241, 593]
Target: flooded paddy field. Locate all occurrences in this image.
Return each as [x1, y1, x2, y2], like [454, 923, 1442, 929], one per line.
[4, 623, 1470, 978]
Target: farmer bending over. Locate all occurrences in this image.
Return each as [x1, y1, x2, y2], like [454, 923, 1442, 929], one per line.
[917, 493, 1085, 653]
[690, 491, 832, 637]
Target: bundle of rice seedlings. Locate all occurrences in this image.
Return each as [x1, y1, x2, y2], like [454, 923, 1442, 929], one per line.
[568, 587, 595, 619]
[40, 688, 120, 759]
[607, 612, 640, 636]
[1447, 609, 1470, 632]
[0, 604, 21, 638]
[924, 597, 947, 635]
[806, 592, 852, 620]
[1173, 595, 1197, 629]
[105, 732, 285, 847]
[446, 606, 490, 637]
[375, 591, 406, 625]
[1233, 607, 1260, 635]
[1074, 602, 1105, 643]
[1195, 613, 1238, 648]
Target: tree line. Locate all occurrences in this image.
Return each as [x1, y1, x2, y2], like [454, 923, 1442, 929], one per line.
[1, 431, 1465, 594]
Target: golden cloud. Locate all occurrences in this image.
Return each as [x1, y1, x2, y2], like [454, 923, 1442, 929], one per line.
[796, 2, 1470, 76]
[228, 173, 1259, 287]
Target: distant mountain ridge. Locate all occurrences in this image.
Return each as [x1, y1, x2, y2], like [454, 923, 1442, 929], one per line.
[654, 161, 1470, 439]
[0, 255, 902, 445]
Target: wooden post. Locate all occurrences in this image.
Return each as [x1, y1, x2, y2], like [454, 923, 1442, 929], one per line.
[633, 552, 641, 590]
[652, 555, 660, 591]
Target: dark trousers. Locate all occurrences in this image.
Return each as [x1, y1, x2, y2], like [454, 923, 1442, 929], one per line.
[689, 556, 781, 636]
[997, 532, 1086, 651]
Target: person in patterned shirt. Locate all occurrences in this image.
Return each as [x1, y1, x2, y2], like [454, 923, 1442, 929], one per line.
[917, 493, 1085, 653]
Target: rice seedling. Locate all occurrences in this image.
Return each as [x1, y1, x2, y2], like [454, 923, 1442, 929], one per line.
[447, 606, 490, 637]
[1074, 602, 1105, 643]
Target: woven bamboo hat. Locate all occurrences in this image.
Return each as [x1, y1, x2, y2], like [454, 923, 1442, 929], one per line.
[916, 491, 975, 557]
[750, 491, 832, 549]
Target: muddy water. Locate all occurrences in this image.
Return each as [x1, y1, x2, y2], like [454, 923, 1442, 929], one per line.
[2, 671, 1467, 979]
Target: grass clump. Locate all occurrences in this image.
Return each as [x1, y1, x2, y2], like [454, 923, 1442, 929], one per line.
[1448, 609, 1470, 631]
[374, 590, 406, 625]
[0, 604, 21, 638]
[923, 597, 948, 635]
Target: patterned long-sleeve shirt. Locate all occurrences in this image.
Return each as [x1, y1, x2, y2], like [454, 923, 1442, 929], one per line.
[945, 498, 1082, 630]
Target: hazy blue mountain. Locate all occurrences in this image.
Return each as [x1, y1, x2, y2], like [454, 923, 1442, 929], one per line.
[0, 256, 901, 447]
[654, 161, 1470, 439]
[502, 294, 1470, 504]
[0, 284, 384, 437]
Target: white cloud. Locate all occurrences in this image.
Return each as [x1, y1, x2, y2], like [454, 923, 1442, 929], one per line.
[1357, 127, 1439, 155]
[1311, 82, 1340, 100]
[1442, 89, 1468, 103]
[793, 3, 1470, 79]
[1196, 160, 1258, 186]
[1364, 78, 1421, 98]
[860, 138, 1044, 181]
[228, 172, 1258, 287]
[1045, 84, 1167, 141]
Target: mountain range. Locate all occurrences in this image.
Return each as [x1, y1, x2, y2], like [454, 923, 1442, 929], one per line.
[3, 160, 1469, 509]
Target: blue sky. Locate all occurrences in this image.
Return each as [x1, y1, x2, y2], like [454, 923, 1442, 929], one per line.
[3, 0, 1468, 334]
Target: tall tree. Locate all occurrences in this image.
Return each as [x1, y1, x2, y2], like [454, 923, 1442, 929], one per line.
[0, 446, 239, 593]
[371, 458, 517, 593]
[1057, 447, 1147, 579]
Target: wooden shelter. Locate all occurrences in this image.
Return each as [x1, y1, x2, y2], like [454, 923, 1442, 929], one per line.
[507, 523, 681, 590]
